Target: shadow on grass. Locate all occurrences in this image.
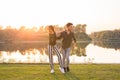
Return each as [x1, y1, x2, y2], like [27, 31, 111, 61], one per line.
[64, 72, 80, 80]
[50, 72, 79, 80]
[50, 73, 60, 80]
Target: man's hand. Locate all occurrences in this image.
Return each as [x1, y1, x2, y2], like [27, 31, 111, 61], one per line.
[73, 42, 77, 50]
[74, 42, 77, 47]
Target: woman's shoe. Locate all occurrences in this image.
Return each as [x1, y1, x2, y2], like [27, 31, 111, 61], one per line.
[50, 69, 54, 73]
[59, 67, 65, 73]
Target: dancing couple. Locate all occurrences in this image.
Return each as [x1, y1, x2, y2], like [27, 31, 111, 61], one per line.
[48, 22, 76, 73]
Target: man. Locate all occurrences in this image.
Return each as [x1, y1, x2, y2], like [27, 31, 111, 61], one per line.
[57, 22, 76, 72]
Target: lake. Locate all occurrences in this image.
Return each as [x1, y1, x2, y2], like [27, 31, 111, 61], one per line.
[0, 41, 120, 64]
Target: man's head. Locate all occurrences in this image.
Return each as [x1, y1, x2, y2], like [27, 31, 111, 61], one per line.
[66, 22, 73, 31]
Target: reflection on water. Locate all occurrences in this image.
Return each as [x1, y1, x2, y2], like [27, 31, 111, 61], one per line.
[0, 42, 120, 63]
[71, 42, 89, 56]
[0, 49, 49, 63]
[93, 41, 120, 50]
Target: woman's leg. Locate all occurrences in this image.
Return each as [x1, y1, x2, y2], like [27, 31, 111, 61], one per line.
[53, 45, 65, 73]
[53, 45, 63, 68]
[48, 45, 54, 70]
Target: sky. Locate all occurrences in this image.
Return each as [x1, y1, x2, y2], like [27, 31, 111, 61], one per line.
[0, 0, 120, 33]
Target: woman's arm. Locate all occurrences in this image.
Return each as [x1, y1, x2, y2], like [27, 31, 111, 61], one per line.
[56, 32, 62, 40]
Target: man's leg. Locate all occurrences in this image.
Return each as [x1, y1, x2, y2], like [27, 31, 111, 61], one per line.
[66, 48, 71, 72]
[62, 49, 66, 72]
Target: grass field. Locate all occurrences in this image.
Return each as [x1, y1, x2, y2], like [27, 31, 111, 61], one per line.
[0, 64, 120, 80]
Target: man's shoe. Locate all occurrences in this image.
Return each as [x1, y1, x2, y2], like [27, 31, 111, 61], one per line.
[63, 67, 67, 72]
[67, 67, 70, 72]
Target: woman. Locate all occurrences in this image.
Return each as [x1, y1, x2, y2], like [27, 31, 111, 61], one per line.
[48, 25, 64, 73]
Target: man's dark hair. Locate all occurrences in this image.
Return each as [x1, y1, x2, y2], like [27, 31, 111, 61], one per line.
[66, 22, 73, 27]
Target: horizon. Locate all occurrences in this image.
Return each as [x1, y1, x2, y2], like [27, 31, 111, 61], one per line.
[0, 0, 120, 34]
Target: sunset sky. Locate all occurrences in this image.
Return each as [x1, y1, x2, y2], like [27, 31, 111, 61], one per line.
[0, 0, 120, 33]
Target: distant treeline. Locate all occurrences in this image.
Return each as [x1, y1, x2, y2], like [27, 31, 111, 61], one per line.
[0, 25, 91, 42]
[90, 29, 120, 41]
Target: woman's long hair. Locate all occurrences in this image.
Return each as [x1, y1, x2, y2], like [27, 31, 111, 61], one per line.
[49, 25, 55, 33]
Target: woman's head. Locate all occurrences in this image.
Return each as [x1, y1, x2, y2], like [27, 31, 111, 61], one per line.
[48, 25, 55, 33]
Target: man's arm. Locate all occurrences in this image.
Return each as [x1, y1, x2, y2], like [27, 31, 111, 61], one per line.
[72, 32, 77, 47]
[72, 32, 76, 43]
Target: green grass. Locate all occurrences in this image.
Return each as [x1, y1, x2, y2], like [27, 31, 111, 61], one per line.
[0, 64, 120, 80]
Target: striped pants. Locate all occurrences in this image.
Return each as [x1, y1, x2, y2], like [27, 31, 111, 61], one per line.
[48, 45, 63, 70]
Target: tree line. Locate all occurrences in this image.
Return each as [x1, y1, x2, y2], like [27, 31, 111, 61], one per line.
[90, 29, 120, 41]
[0, 24, 91, 43]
